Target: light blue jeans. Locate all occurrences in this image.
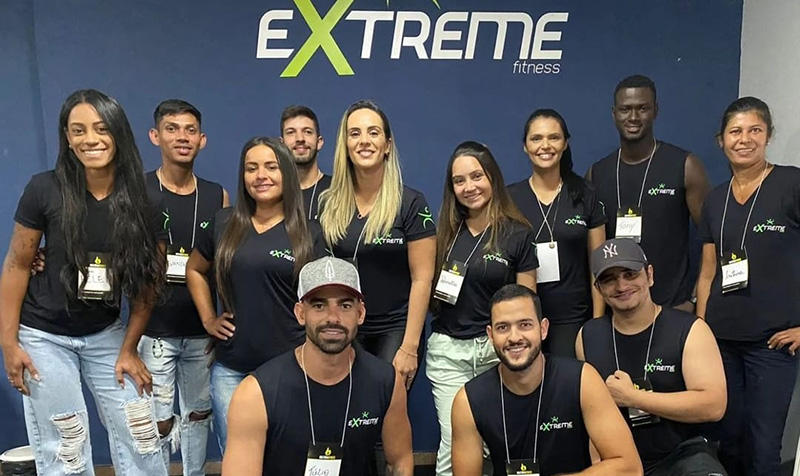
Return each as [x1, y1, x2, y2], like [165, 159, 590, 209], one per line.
[19, 320, 168, 476]
[139, 335, 212, 476]
[209, 361, 246, 454]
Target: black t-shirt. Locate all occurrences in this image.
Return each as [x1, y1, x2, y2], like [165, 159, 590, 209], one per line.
[508, 178, 607, 325]
[254, 347, 395, 476]
[581, 307, 697, 470]
[302, 173, 332, 221]
[698, 165, 800, 342]
[145, 171, 224, 338]
[431, 222, 538, 339]
[329, 187, 436, 335]
[14, 171, 166, 337]
[195, 208, 325, 372]
[590, 141, 691, 307]
[465, 357, 591, 476]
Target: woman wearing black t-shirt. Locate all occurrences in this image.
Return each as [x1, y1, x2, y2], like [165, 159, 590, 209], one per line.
[696, 97, 800, 476]
[426, 141, 538, 476]
[508, 109, 607, 357]
[318, 100, 436, 389]
[0, 89, 168, 476]
[186, 137, 316, 452]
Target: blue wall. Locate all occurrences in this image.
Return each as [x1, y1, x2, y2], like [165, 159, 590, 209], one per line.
[1, 0, 742, 463]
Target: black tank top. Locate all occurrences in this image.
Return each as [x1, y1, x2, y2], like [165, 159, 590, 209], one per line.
[145, 171, 224, 337]
[581, 307, 697, 469]
[590, 141, 690, 306]
[253, 347, 395, 476]
[465, 356, 591, 476]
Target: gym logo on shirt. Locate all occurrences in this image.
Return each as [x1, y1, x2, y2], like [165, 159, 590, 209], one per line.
[372, 233, 405, 245]
[269, 249, 296, 262]
[348, 411, 380, 428]
[483, 251, 510, 266]
[540, 416, 573, 432]
[647, 183, 676, 196]
[162, 211, 170, 230]
[564, 214, 587, 226]
[418, 207, 435, 229]
[753, 218, 786, 234]
[200, 221, 209, 229]
[644, 358, 675, 373]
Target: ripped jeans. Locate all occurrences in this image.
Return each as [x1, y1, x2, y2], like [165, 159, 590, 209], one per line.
[19, 320, 168, 476]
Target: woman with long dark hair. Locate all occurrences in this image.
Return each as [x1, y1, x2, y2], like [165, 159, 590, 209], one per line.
[318, 100, 436, 389]
[696, 97, 800, 476]
[0, 89, 168, 476]
[508, 109, 607, 357]
[186, 137, 318, 452]
[426, 141, 538, 476]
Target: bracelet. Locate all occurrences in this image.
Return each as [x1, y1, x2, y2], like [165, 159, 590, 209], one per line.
[398, 347, 418, 358]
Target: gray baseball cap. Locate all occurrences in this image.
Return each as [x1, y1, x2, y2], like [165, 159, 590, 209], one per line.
[590, 238, 648, 279]
[297, 256, 363, 301]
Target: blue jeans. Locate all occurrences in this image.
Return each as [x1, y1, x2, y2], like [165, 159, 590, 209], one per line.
[139, 336, 212, 476]
[19, 320, 168, 476]
[713, 339, 798, 476]
[209, 361, 246, 454]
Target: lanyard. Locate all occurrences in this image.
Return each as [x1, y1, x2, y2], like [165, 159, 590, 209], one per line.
[612, 305, 659, 380]
[719, 163, 768, 257]
[351, 219, 368, 261]
[531, 178, 562, 243]
[307, 171, 323, 217]
[445, 222, 489, 264]
[301, 343, 353, 447]
[500, 362, 545, 464]
[616, 139, 658, 209]
[157, 168, 199, 248]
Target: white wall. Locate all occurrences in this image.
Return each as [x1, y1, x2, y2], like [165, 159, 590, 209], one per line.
[740, 0, 800, 463]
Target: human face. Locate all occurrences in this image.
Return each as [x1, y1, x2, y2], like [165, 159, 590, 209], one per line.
[150, 113, 206, 166]
[451, 155, 493, 215]
[488, 297, 548, 372]
[524, 117, 568, 171]
[346, 108, 391, 172]
[295, 287, 365, 354]
[719, 111, 769, 170]
[66, 103, 116, 172]
[595, 265, 654, 313]
[243, 145, 283, 204]
[613, 88, 658, 142]
[282, 116, 322, 167]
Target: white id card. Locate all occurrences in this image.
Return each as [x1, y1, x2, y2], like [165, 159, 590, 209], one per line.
[306, 443, 342, 476]
[78, 253, 112, 300]
[721, 250, 748, 293]
[434, 259, 467, 305]
[166, 246, 189, 284]
[535, 242, 560, 283]
[616, 207, 643, 243]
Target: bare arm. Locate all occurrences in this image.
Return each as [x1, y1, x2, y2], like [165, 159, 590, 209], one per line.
[186, 249, 235, 340]
[585, 165, 593, 183]
[684, 154, 710, 227]
[222, 188, 231, 208]
[516, 269, 537, 292]
[695, 243, 717, 319]
[393, 236, 435, 387]
[587, 225, 606, 317]
[451, 387, 484, 476]
[222, 376, 267, 476]
[382, 371, 414, 475]
[575, 327, 585, 361]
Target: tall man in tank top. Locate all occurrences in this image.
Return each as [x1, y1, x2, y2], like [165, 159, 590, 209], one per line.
[222, 257, 413, 476]
[577, 238, 727, 476]
[587, 75, 710, 310]
[451, 284, 642, 476]
[280, 105, 331, 220]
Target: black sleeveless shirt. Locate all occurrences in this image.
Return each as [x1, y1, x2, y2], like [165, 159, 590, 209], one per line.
[253, 347, 396, 475]
[465, 356, 591, 476]
[581, 307, 697, 469]
[590, 141, 690, 306]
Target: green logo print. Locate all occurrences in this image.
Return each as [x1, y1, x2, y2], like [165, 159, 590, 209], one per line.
[200, 221, 209, 229]
[753, 218, 785, 233]
[348, 411, 380, 428]
[648, 183, 676, 196]
[418, 207, 434, 229]
[564, 214, 586, 226]
[540, 415, 573, 432]
[372, 233, 404, 245]
[162, 211, 170, 230]
[645, 357, 675, 373]
[281, 0, 355, 78]
[270, 249, 296, 262]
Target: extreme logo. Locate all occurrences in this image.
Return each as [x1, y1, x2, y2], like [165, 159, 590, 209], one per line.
[256, 0, 568, 77]
[348, 411, 380, 428]
[753, 218, 785, 233]
[372, 233, 404, 245]
[648, 183, 676, 196]
[270, 249, 296, 262]
[483, 251, 510, 266]
[540, 416, 573, 432]
[564, 214, 586, 226]
[644, 358, 675, 373]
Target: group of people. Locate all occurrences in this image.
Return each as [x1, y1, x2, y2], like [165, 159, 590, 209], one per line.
[0, 73, 797, 476]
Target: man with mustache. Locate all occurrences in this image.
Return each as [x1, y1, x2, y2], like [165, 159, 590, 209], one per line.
[586, 75, 710, 312]
[577, 238, 727, 476]
[221, 256, 413, 476]
[451, 284, 642, 476]
[280, 105, 331, 220]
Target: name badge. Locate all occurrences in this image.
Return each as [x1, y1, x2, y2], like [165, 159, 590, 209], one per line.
[628, 377, 660, 427]
[166, 245, 190, 284]
[434, 259, 467, 305]
[616, 206, 643, 243]
[505, 459, 540, 476]
[721, 249, 748, 293]
[535, 242, 560, 284]
[78, 252, 112, 300]
[305, 443, 343, 476]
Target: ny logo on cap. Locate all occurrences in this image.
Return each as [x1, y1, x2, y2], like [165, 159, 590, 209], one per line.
[603, 243, 618, 259]
[324, 260, 336, 280]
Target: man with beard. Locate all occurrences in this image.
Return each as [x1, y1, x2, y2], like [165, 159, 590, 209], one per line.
[280, 105, 331, 220]
[451, 284, 642, 476]
[221, 257, 414, 476]
[586, 75, 710, 311]
[577, 239, 727, 476]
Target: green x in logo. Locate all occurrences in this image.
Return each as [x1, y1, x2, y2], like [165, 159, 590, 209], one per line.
[418, 207, 434, 229]
[282, 0, 355, 78]
[539, 422, 551, 432]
